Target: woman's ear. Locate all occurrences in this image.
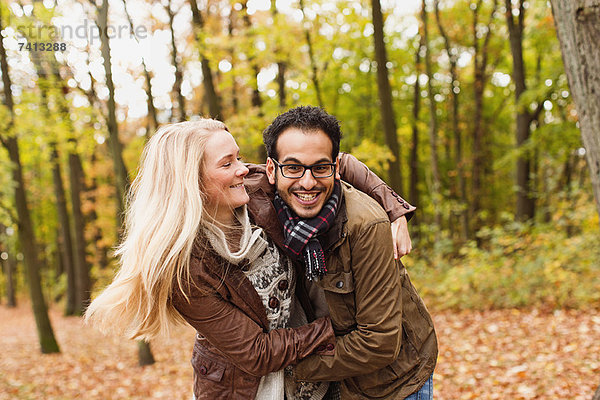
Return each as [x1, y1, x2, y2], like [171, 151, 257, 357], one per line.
[266, 158, 277, 185]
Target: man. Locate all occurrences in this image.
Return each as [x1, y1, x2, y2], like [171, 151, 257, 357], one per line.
[246, 106, 437, 399]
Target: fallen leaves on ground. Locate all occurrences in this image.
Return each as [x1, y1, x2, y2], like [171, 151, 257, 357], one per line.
[1, 304, 599, 399]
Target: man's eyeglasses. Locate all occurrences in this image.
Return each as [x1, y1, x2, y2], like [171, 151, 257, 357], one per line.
[271, 158, 336, 179]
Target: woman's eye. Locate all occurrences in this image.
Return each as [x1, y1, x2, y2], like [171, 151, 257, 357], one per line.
[222, 162, 231, 167]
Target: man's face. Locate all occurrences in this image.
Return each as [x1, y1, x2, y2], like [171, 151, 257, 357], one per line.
[266, 128, 338, 219]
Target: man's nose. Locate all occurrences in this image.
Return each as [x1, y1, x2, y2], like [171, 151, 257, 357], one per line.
[298, 168, 317, 189]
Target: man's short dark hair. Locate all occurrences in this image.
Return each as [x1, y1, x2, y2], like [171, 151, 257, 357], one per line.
[263, 106, 342, 160]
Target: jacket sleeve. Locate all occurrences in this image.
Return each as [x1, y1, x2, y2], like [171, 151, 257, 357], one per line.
[338, 152, 415, 222]
[294, 219, 404, 380]
[171, 264, 335, 377]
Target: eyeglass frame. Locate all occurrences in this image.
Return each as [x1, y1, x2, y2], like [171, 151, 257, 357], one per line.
[270, 158, 337, 179]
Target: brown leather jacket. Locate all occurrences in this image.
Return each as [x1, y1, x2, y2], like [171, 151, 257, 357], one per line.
[170, 245, 336, 399]
[246, 156, 437, 399]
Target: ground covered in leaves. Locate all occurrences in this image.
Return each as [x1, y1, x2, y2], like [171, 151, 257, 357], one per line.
[1, 303, 599, 399]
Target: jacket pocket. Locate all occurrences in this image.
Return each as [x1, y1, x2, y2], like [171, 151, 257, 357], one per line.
[192, 347, 226, 382]
[318, 271, 356, 333]
[399, 266, 435, 351]
[347, 328, 420, 398]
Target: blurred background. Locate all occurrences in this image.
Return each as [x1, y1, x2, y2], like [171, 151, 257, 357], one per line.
[0, 0, 598, 398]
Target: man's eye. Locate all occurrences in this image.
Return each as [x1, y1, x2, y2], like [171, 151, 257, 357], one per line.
[286, 165, 302, 172]
[313, 165, 328, 172]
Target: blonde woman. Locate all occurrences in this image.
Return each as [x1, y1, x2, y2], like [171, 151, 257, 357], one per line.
[85, 119, 405, 399]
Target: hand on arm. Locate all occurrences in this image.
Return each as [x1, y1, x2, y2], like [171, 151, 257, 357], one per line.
[171, 269, 335, 377]
[391, 215, 412, 259]
[338, 153, 416, 223]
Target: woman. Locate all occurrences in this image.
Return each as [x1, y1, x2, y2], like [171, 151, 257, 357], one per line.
[85, 119, 395, 399]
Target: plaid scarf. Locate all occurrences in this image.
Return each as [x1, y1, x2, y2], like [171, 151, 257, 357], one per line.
[273, 180, 341, 281]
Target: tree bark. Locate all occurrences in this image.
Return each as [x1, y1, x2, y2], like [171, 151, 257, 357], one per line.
[166, 0, 186, 122]
[421, 0, 442, 229]
[0, 8, 59, 353]
[122, 0, 159, 134]
[138, 341, 155, 366]
[409, 35, 424, 211]
[434, 0, 469, 241]
[96, 0, 129, 224]
[49, 63, 89, 314]
[299, 0, 324, 108]
[241, 1, 263, 113]
[505, 0, 536, 221]
[68, 144, 90, 314]
[29, 50, 78, 316]
[371, 0, 403, 194]
[0, 225, 16, 307]
[550, 0, 600, 221]
[271, 0, 287, 109]
[189, 0, 222, 119]
[472, 0, 498, 233]
[50, 143, 77, 315]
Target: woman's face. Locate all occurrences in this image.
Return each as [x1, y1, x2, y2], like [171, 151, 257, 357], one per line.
[202, 130, 250, 224]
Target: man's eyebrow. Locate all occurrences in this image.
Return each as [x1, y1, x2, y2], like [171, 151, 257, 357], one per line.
[280, 157, 333, 164]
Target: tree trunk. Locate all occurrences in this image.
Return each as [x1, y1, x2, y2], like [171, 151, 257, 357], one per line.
[189, 0, 222, 119]
[30, 52, 78, 316]
[593, 379, 600, 400]
[434, 0, 469, 241]
[122, 0, 158, 134]
[298, 0, 324, 108]
[138, 341, 156, 366]
[227, 9, 239, 114]
[271, 0, 287, 109]
[51, 144, 77, 315]
[4, 250, 17, 307]
[505, 0, 535, 221]
[0, 8, 59, 353]
[421, 0, 442, 230]
[550, 0, 600, 221]
[371, 0, 403, 194]
[409, 35, 424, 211]
[49, 63, 89, 312]
[68, 145, 90, 314]
[166, 0, 186, 122]
[472, 0, 498, 233]
[97, 0, 129, 224]
[0, 225, 17, 308]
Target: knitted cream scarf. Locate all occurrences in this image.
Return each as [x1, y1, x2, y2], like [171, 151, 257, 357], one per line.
[202, 205, 267, 265]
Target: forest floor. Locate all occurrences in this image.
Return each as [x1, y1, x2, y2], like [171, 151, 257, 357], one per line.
[0, 302, 599, 400]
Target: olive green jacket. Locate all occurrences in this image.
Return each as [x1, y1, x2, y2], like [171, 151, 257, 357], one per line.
[246, 157, 438, 399]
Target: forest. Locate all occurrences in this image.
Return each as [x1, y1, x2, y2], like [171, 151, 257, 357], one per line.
[0, 0, 599, 398]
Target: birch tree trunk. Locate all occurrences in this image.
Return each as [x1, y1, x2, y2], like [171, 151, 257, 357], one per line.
[550, 0, 600, 221]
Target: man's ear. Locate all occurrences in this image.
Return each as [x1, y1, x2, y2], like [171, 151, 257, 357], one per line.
[335, 156, 341, 180]
[266, 157, 276, 185]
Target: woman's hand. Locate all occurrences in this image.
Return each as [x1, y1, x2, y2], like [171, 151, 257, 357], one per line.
[391, 216, 412, 259]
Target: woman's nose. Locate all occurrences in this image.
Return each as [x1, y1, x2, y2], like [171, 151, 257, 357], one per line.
[237, 162, 249, 177]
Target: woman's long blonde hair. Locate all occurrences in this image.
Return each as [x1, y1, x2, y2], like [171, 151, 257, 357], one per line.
[84, 119, 228, 340]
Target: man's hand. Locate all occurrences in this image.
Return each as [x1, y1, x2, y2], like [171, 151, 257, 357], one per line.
[391, 216, 412, 259]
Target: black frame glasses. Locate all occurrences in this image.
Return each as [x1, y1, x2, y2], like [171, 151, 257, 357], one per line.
[271, 158, 336, 179]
